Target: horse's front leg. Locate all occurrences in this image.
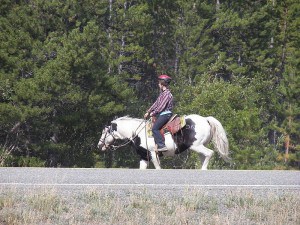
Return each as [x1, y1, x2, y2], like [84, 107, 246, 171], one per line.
[151, 151, 161, 169]
[139, 159, 149, 169]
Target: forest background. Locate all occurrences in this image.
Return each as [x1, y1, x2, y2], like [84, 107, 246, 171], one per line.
[0, 0, 299, 169]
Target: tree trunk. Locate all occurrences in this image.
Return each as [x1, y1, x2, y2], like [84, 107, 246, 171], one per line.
[108, 0, 113, 74]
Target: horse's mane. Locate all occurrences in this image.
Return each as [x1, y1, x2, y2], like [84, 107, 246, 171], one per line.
[112, 116, 144, 123]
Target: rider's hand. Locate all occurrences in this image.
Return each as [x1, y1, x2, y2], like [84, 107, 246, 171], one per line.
[144, 112, 149, 119]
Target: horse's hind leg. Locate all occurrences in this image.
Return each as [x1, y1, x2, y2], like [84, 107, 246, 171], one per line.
[191, 145, 213, 170]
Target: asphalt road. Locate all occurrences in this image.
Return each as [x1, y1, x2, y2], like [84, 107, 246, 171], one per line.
[1, 168, 299, 194]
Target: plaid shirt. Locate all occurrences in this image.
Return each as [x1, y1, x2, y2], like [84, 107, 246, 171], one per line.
[148, 88, 173, 115]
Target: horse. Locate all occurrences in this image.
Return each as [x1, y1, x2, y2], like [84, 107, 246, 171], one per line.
[97, 114, 230, 170]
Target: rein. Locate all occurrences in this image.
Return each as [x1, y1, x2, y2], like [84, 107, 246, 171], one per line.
[105, 119, 149, 151]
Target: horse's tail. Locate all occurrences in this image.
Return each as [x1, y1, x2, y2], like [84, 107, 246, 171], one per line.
[206, 117, 230, 162]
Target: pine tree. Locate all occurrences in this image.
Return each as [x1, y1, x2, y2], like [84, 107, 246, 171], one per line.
[172, 0, 281, 169]
[0, 1, 46, 166]
[273, 0, 300, 168]
[0, 1, 132, 167]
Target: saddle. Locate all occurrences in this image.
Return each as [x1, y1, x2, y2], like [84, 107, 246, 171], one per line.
[147, 114, 186, 138]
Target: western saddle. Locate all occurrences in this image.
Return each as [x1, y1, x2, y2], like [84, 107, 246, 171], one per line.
[147, 114, 186, 138]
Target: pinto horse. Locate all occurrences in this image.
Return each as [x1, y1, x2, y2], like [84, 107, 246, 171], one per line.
[97, 114, 229, 170]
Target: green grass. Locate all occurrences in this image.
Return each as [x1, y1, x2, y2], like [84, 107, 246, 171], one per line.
[0, 187, 299, 225]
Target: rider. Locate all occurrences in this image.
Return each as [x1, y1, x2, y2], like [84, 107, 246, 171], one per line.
[144, 74, 173, 152]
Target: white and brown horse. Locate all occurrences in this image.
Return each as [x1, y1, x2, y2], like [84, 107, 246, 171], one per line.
[98, 115, 229, 170]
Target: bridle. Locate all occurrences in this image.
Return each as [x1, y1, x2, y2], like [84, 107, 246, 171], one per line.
[98, 126, 117, 150]
[99, 119, 149, 151]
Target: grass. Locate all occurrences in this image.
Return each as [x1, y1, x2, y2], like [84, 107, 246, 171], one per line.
[0, 187, 299, 225]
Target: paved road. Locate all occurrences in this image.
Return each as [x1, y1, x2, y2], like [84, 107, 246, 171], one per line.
[1, 168, 299, 193]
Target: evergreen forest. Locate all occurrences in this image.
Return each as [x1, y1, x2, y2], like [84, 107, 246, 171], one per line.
[0, 0, 299, 169]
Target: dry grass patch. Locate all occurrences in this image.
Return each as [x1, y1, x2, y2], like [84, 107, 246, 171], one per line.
[0, 187, 299, 225]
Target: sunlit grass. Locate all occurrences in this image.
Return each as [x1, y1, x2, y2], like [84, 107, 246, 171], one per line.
[0, 187, 299, 225]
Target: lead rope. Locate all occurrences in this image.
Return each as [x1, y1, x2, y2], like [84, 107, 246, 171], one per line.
[144, 119, 150, 165]
[144, 118, 160, 168]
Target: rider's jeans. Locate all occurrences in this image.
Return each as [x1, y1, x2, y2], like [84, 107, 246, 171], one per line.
[152, 113, 172, 148]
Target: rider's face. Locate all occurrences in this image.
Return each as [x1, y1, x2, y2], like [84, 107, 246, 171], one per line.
[158, 82, 164, 90]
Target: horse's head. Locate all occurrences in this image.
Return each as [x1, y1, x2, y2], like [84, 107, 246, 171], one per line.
[97, 125, 116, 151]
[97, 117, 141, 151]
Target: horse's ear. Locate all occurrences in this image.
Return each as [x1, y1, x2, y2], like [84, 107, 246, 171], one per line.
[111, 123, 117, 131]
